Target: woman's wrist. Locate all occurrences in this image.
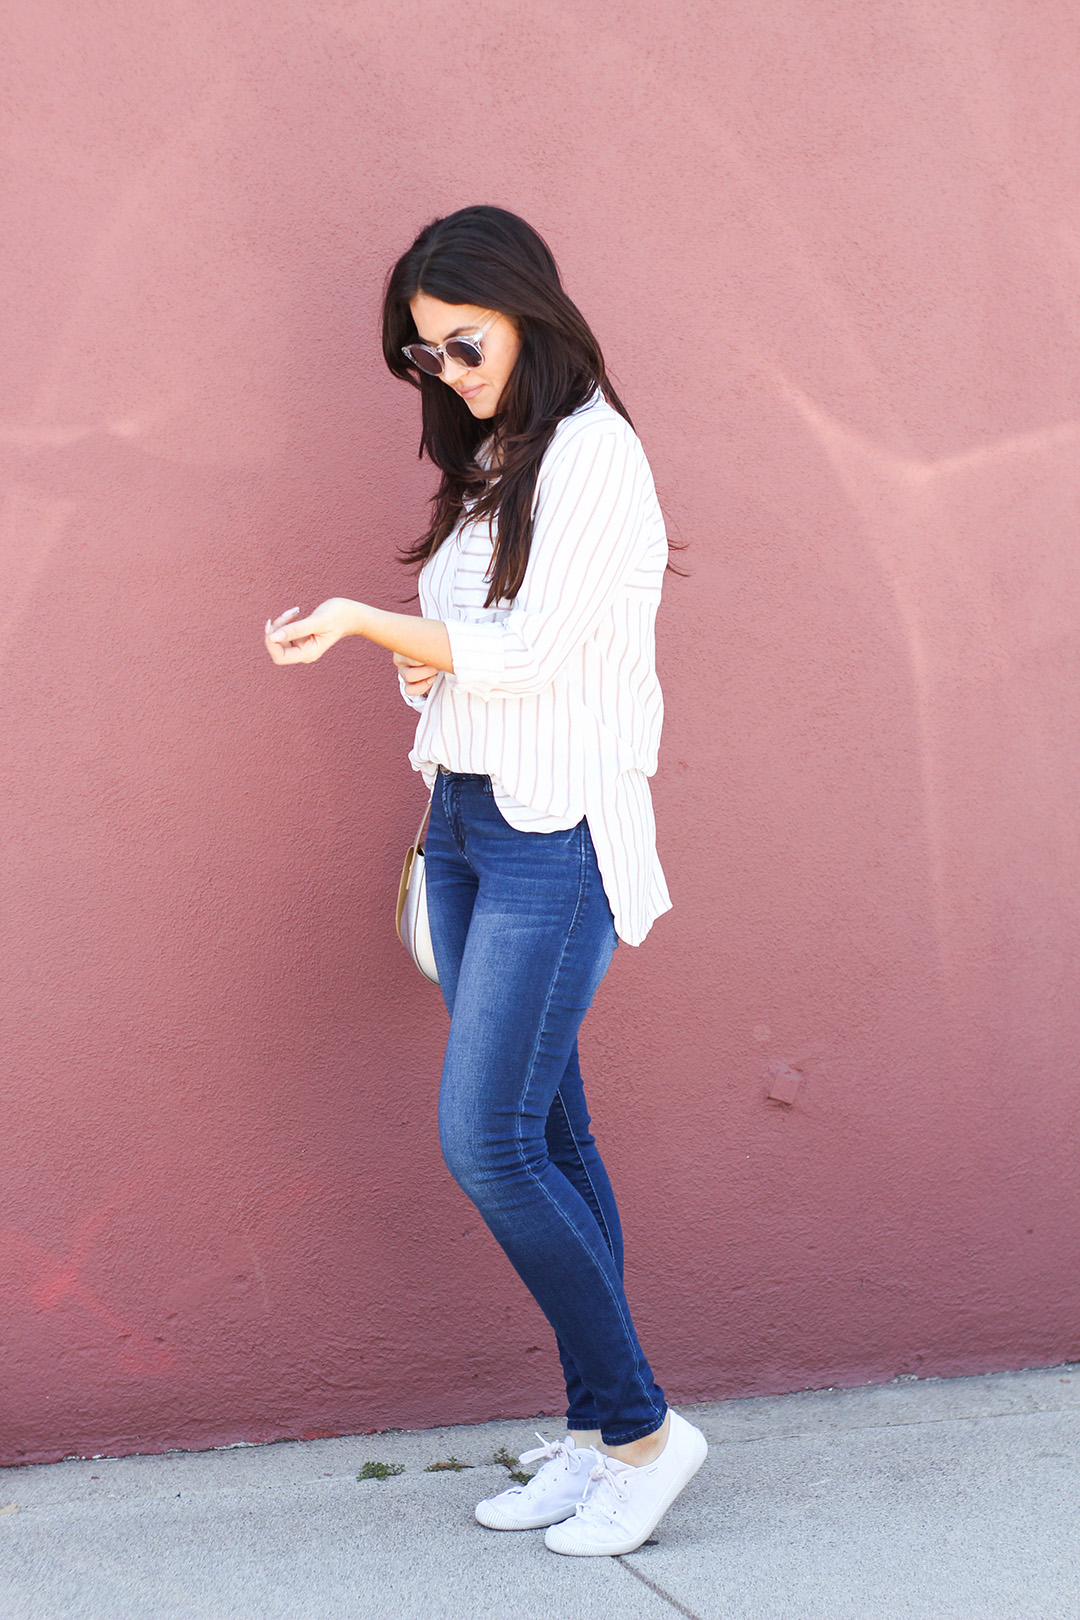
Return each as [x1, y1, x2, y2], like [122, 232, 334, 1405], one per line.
[326, 600, 453, 670]
[337, 598, 373, 638]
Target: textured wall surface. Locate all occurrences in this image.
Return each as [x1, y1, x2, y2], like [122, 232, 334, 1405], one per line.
[3, 0, 1079, 1466]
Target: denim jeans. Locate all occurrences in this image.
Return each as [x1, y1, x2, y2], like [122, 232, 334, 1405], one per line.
[425, 770, 667, 1445]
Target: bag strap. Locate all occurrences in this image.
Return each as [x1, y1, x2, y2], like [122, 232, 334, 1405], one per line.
[396, 785, 436, 943]
[414, 785, 434, 851]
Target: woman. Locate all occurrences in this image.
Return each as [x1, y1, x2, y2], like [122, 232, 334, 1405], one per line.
[264, 206, 706, 1557]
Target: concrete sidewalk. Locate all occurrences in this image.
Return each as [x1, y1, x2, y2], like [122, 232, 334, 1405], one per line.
[2, 1364, 1078, 1620]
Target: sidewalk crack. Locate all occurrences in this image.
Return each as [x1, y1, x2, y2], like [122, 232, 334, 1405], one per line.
[617, 1554, 705, 1619]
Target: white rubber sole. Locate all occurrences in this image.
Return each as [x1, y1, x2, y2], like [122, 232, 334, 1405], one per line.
[475, 1498, 579, 1531]
[544, 1419, 708, 1556]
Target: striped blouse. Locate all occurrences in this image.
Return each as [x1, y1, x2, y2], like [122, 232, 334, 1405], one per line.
[401, 389, 671, 946]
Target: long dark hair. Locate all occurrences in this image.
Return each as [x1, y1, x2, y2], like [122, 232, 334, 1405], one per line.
[382, 206, 632, 606]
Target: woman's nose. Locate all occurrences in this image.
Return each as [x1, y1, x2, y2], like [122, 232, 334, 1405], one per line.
[441, 353, 471, 384]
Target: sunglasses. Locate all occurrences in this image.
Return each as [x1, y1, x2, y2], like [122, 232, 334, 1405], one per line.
[401, 314, 499, 377]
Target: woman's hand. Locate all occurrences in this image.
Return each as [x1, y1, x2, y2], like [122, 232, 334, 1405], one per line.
[394, 650, 439, 698]
[264, 599, 362, 664]
[264, 598, 453, 673]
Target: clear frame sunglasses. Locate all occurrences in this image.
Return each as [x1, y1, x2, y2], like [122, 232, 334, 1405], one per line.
[401, 314, 499, 377]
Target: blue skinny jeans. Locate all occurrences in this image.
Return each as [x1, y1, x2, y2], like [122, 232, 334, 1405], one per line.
[425, 769, 667, 1445]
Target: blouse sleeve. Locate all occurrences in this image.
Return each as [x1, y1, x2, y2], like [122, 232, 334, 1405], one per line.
[443, 423, 655, 699]
[397, 672, 428, 712]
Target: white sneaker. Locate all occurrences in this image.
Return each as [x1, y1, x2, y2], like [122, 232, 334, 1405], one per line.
[474, 1435, 600, 1531]
[544, 1410, 707, 1556]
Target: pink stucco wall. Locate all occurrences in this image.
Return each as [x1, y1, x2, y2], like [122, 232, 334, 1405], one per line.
[3, 0, 1079, 1466]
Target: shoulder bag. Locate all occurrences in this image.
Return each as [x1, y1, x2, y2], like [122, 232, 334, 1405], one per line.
[396, 792, 439, 984]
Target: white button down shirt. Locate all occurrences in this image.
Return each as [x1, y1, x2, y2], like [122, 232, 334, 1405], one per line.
[401, 390, 671, 945]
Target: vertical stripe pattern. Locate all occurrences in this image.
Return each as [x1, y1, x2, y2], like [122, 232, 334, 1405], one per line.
[402, 391, 672, 946]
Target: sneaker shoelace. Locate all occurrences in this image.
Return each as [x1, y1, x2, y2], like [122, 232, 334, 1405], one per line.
[515, 1434, 583, 1480]
[576, 1453, 632, 1521]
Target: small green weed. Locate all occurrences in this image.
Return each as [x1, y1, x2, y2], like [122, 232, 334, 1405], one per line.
[424, 1455, 472, 1473]
[493, 1445, 534, 1487]
[356, 1461, 405, 1482]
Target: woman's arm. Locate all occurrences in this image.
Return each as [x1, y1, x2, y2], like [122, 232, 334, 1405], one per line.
[264, 420, 655, 691]
[264, 600, 453, 671]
